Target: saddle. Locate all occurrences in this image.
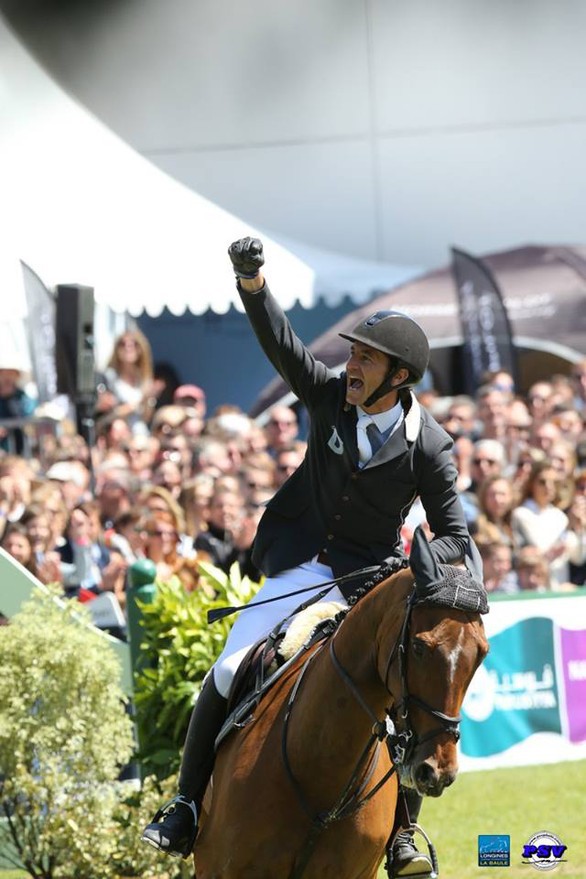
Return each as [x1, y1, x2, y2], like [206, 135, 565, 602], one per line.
[226, 635, 283, 716]
[214, 605, 346, 751]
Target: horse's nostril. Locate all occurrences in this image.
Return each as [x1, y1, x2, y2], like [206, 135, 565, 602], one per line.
[414, 762, 438, 790]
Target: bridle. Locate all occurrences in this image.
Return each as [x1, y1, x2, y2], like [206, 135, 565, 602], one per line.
[283, 585, 462, 879]
[381, 591, 461, 769]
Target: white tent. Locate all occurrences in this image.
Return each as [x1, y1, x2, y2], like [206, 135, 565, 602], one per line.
[0, 16, 419, 403]
[0, 16, 314, 324]
[0, 16, 419, 310]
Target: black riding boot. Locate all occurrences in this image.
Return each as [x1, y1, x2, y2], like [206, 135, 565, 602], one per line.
[141, 674, 228, 858]
[386, 788, 434, 878]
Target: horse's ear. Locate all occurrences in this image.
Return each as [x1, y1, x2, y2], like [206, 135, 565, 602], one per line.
[409, 525, 442, 591]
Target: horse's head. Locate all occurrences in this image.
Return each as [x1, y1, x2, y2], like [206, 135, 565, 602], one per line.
[382, 527, 489, 797]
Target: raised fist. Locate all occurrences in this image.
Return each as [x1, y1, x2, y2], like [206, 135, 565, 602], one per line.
[228, 237, 264, 279]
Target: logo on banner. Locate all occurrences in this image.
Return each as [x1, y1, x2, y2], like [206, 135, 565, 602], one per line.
[478, 834, 510, 867]
[461, 618, 561, 757]
[522, 831, 567, 871]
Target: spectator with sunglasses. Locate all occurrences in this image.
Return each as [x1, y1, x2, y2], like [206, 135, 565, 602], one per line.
[263, 405, 298, 457]
[137, 510, 181, 583]
[274, 441, 307, 487]
[459, 439, 506, 528]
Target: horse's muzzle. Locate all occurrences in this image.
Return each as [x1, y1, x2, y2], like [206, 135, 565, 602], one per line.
[400, 760, 457, 797]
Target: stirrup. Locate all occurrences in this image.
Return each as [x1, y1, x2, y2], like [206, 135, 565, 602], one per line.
[158, 795, 197, 820]
[385, 823, 439, 879]
[141, 795, 198, 859]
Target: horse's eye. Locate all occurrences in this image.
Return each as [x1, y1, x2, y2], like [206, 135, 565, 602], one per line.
[412, 640, 425, 658]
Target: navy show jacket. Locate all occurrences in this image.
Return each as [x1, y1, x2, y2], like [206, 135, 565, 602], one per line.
[239, 282, 469, 581]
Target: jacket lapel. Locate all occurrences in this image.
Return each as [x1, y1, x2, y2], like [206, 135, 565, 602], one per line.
[362, 427, 408, 469]
[362, 392, 422, 469]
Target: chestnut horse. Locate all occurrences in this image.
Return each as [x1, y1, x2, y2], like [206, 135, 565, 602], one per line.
[194, 529, 489, 879]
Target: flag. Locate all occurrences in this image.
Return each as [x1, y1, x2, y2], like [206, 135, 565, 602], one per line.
[451, 247, 518, 395]
[21, 261, 58, 403]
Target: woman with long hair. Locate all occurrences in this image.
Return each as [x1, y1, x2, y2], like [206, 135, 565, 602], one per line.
[97, 328, 155, 431]
[473, 475, 518, 547]
[511, 461, 585, 589]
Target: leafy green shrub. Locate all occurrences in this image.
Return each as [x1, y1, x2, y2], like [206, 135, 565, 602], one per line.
[133, 561, 261, 779]
[0, 586, 196, 879]
[0, 586, 134, 878]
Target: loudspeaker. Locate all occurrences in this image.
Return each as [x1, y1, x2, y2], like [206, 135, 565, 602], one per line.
[55, 284, 96, 398]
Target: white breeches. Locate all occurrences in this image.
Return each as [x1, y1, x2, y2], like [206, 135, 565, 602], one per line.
[212, 559, 347, 698]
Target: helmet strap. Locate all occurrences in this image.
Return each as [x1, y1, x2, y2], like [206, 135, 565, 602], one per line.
[363, 363, 405, 408]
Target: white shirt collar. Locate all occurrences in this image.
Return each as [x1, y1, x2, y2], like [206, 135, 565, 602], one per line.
[357, 398, 403, 434]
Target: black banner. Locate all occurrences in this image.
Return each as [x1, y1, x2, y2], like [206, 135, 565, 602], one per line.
[451, 247, 518, 395]
[21, 262, 57, 404]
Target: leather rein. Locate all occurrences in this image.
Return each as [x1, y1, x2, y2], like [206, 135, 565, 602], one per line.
[283, 587, 462, 879]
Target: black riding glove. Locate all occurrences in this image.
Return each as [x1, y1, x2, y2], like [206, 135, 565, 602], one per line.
[228, 237, 265, 279]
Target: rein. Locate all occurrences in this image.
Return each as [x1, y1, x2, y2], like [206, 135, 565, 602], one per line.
[282, 628, 394, 879]
[207, 563, 384, 624]
[285, 583, 462, 879]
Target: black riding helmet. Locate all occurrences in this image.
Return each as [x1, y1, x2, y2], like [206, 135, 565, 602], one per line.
[340, 310, 430, 407]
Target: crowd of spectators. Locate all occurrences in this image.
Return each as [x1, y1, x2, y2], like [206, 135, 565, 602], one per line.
[414, 365, 586, 593]
[1, 328, 585, 636]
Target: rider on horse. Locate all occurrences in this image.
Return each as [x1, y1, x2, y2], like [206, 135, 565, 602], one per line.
[142, 237, 471, 877]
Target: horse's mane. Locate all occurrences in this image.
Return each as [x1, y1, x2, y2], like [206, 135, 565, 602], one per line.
[346, 556, 488, 616]
[346, 557, 410, 607]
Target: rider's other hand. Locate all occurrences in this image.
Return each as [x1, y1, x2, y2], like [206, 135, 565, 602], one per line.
[228, 237, 264, 279]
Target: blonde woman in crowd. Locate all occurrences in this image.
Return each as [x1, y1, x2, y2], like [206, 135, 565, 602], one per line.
[473, 475, 518, 548]
[138, 509, 182, 584]
[137, 485, 186, 537]
[30, 481, 68, 550]
[511, 461, 585, 589]
[179, 473, 215, 539]
[97, 329, 155, 432]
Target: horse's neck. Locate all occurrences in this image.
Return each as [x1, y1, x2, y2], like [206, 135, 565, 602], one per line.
[288, 570, 413, 748]
[288, 571, 413, 777]
[333, 569, 413, 706]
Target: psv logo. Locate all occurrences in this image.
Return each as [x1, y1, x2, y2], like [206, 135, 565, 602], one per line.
[522, 831, 567, 871]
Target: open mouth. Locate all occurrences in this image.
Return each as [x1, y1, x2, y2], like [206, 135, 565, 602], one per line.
[348, 377, 364, 392]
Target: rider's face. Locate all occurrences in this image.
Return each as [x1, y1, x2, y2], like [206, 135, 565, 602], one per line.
[345, 343, 392, 411]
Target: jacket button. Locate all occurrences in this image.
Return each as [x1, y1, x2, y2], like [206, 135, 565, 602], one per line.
[351, 473, 358, 480]
[342, 495, 350, 502]
[327, 534, 334, 541]
[334, 514, 341, 521]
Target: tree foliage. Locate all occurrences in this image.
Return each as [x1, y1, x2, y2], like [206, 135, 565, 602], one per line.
[0, 587, 195, 878]
[0, 587, 135, 877]
[0, 564, 260, 877]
